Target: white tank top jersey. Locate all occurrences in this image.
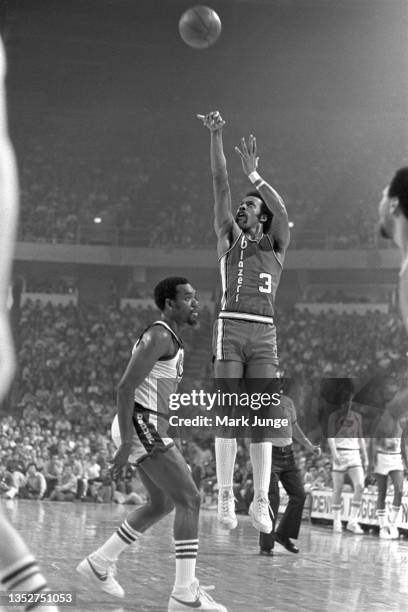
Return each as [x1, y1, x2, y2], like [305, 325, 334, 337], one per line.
[328, 409, 362, 451]
[133, 321, 184, 416]
[377, 437, 402, 454]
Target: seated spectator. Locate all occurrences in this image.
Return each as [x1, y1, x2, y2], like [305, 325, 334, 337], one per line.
[19, 463, 46, 500]
[43, 454, 63, 497]
[92, 467, 115, 503]
[83, 453, 101, 497]
[70, 452, 86, 499]
[0, 464, 18, 499]
[49, 464, 77, 502]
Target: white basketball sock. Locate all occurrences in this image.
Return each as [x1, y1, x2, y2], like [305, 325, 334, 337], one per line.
[250, 441, 272, 497]
[215, 438, 237, 489]
[389, 505, 400, 525]
[94, 520, 141, 562]
[174, 539, 198, 593]
[377, 509, 387, 528]
[349, 501, 361, 522]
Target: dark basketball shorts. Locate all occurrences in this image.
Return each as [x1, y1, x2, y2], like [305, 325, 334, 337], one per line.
[212, 316, 279, 365]
[111, 404, 174, 464]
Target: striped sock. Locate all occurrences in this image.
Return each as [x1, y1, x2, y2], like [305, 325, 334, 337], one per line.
[94, 520, 141, 562]
[0, 554, 47, 593]
[0, 554, 58, 612]
[174, 539, 198, 591]
[377, 509, 387, 528]
[332, 504, 341, 518]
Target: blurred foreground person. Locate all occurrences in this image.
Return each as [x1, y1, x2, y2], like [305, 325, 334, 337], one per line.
[0, 36, 59, 612]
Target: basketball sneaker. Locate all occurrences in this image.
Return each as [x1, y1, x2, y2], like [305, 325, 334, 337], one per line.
[169, 579, 227, 611]
[249, 496, 273, 533]
[379, 527, 392, 540]
[346, 521, 364, 535]
[389, 524, 399, 540]
[332, 517, 342, 533]
[217, 489, 237, 530]
[76, 554, 125, 598]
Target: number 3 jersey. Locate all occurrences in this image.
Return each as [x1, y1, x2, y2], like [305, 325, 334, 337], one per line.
[218, 232, 282, 324]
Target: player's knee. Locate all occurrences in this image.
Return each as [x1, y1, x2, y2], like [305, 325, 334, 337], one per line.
[146, 495, 174, 518]
[354, 483, 364, 497]
[162, 497, 175, 516]
[177, 487, 201, 513]
[393, 491, 403, 507]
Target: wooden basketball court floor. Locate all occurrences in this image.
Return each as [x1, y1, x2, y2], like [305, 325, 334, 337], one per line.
[1, 499, 408, 612]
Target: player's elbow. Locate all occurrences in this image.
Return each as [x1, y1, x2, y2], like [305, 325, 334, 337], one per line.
[212, 170, 229, 187]
[117, 379, 134, 397]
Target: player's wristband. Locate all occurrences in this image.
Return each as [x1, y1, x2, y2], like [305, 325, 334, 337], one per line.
[248, 171, 266, 189]
[248, 171, 261, 184]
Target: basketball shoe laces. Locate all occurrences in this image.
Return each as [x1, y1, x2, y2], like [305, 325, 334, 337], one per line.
[195, 582, 217, 605]
[221, 489, 235, 515]
[105, 559, 118, 581]
[255, 494, 274, 523]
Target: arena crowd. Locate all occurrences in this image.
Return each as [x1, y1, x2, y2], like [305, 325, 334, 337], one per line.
[1, 300, 407, 510]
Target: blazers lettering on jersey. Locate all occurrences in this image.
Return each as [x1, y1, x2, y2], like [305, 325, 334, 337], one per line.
[218, 231, 281, 320]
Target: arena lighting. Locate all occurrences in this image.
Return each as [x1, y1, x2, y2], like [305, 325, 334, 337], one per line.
[93, 217, 102, 224]
[289, 221, 294, 228]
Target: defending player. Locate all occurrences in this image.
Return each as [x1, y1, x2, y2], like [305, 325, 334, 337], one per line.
[198, 110, 290, 533]
[0, 36, 59, 612]
[77, 277, 227, 612]
[378, 168, 408, 472]
[327, 392, 368, 534]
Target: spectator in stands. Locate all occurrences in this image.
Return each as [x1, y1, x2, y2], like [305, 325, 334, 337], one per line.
[19, 463, 46, 500]
[0, 464, 17, 499]
[49, 464, 77, 502]
[43, 454, 63, 497]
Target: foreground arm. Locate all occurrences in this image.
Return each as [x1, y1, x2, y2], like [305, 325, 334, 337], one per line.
[0, 40, 18, 402]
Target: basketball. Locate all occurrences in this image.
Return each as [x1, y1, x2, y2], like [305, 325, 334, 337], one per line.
[178, 5, 222, 49]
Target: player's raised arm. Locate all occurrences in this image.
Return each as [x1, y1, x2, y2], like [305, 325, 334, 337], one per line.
[197, 111, 237, 247]
[112, 327, 173, 476]
[235, 135, 290, 258]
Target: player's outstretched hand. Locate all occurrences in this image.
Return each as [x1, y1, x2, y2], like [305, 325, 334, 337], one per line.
[235, 134, 259, 175]
[110, 442, 132, 479]
[197, 110, 225, 132]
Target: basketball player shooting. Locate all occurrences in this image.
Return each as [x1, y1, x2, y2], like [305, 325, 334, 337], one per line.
[198, 110, 290, 533]
[0, 36, 59, 612]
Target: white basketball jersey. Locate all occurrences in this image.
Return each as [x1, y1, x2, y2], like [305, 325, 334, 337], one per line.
[134, 321, 184, 415]
[378, 438, 401, 454]
[329, 409, 362, 451]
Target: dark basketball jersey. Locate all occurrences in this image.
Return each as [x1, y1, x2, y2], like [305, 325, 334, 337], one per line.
[218, 232, 282, 323]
